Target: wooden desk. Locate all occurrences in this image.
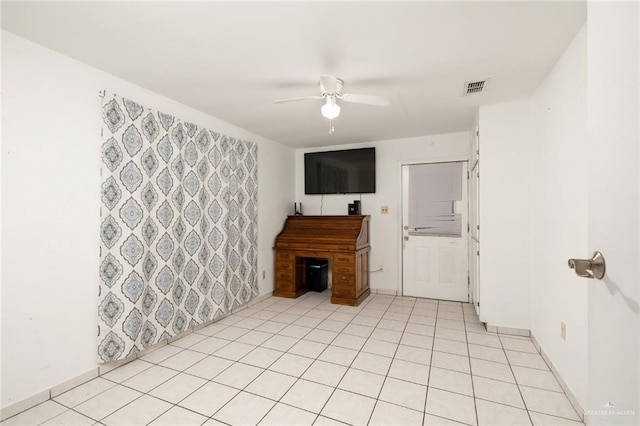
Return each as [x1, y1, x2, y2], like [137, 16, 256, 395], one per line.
[273, 215, 370, 306]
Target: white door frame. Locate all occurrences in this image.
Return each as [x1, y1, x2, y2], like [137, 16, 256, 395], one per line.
[397, 155, 470, 299]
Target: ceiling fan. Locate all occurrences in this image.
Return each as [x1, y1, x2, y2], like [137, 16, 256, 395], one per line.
[273, 75, 390, 121]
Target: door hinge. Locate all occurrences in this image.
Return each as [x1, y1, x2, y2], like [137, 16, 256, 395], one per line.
[468, 276, 470, 284]
[467, 223, 470, 232]
[477, 250, 480, 256]
[476, 129, 479, 137]
[467, 171, 470, 180]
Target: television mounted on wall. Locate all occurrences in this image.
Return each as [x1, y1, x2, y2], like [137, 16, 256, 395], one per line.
[304, 147, 376, 194]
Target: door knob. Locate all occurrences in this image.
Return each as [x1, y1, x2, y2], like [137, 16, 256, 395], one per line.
[404, 236, 409, 241]
[568, 252, 606, 280]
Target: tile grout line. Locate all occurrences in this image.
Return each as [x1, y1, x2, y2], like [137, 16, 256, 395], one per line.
[423, 312, 582, 424]
[201, 294, 323, 425]
[14, 293, 583, 426]
[307, 291, 389, 425]
[498, 334, 585, 424]
[257, 293, 352, 426]
[223, 293, 338, 424]
[365, 295, 417, 425]
[422, 301, 485, 426]
[465, 308, 571, 424]
[102, 301, 292, 423]
[497, 332, 536, 426]
[3, 295, 305, 425]
[422, 298, 440, 426]
[462, 301, 480, 426]
[205, 291, 371, 425]
[103, 298, 392, 423]
[312, 292, 397, 425]
[418, 302, 480, 421]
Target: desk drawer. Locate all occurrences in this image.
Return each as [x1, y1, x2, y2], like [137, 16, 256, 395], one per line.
[334, 273, 355, 286]
[333, 264, 355, 275]
[333, 253, 355, 264]
[276, 262, 293, 271]
[276, 252, 294, 261]
[275, 279, 294, 292]
[276, 270, 294, 280]
[332, 282, 355, 298]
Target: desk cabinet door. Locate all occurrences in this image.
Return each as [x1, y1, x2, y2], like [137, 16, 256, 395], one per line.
[356, 250, 369, 295]
[333, 275, 356, 298]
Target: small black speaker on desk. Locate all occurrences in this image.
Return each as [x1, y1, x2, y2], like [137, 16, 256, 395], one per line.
[348, 200, 361, 215]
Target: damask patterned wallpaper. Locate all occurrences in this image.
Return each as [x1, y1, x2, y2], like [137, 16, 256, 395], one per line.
[98, 94, 258, 362]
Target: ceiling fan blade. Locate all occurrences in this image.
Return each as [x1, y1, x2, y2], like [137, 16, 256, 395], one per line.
[273, 95, 322, 104]
[320, 75, 338, 94]
[339, 93, 390, 107]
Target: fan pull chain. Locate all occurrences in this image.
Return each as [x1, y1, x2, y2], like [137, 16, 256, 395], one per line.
[329, 119, 335, 134]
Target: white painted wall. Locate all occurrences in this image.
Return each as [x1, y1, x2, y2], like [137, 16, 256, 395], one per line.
[294, 133, 470, 294]
[0, 31, 294, 409]
[529, 25, 588, 408]
[477, 101, 532, 330]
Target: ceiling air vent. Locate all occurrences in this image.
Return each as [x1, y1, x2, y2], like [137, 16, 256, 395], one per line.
[463, 79, 488, 95]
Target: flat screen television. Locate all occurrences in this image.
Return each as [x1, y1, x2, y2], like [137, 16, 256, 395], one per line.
[304, 147, 376, 194]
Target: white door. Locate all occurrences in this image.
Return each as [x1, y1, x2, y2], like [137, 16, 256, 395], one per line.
[586, 4, 639, 424]
[402, 162, 469, 301]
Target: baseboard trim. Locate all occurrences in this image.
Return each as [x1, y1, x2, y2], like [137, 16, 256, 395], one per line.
[50, 368, 99, 398]
[0, 390, 49, 422]
[0, 292, 270, 420]
[247, 292, 272, 307]
[530, 332, 585, 422]
[0, 366, 98, 422]
[370, 288, 398, 296]
[485, 324, 531, 337]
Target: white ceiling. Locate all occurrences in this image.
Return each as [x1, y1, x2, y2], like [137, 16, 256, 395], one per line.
[2, 1, 586, 148]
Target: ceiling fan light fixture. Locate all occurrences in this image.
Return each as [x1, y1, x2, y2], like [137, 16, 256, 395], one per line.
[321, 96, 340, 119]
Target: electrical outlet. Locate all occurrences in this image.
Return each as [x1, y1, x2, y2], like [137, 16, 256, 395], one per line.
[381, 206, 389, 214]
[262, 270, 266, 280]
[561, 322, 566, 340]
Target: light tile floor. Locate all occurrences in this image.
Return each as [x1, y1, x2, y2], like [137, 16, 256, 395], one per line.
[2, 292, 585, 426]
